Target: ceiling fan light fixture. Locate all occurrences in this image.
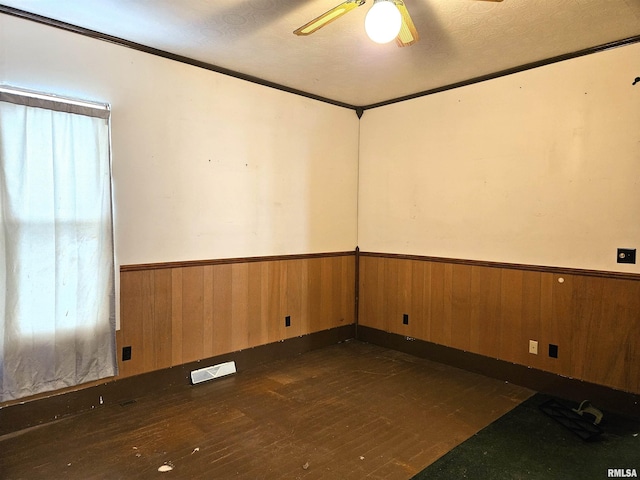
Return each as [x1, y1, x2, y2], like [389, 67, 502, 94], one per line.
[299, 7, 348, 35]
[294, 1, 365, 36]
[365, 0, 402, 44]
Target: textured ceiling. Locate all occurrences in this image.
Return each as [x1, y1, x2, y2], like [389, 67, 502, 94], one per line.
[1, 0, 640, 107]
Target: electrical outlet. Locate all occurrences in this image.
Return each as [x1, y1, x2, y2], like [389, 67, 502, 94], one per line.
[617, 248, 636, 264]
[122, 346, 132, 361]
[403, 313, 409, 325]
[549, 344, 558, 358]
[529, 340, 538, 355]
[285, 315, 291, 327]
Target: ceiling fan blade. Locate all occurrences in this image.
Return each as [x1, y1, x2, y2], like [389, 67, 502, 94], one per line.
[293, 0, 366, 36]
[393, 0, 419, 47]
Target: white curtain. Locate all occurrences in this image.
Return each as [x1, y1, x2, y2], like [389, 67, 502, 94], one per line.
[0, 88, 117, 402]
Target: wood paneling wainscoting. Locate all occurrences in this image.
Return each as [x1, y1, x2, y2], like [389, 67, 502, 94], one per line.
[5, 249, 640, 435]
[358, 252, 640, 396]
[118, 252, 356, 378]
[0, 252, 355, 434]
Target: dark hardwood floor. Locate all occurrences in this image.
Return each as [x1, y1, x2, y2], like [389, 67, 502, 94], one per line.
[0, 340, 533, 479]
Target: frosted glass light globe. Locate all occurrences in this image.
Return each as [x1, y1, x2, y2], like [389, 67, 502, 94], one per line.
[364, 0, 402, 44]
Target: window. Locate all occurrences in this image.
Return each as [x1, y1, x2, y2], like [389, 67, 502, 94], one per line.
[0, 86, 117, 401]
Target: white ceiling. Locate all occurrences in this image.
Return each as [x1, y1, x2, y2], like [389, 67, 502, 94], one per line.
[2, 0, 640, 107]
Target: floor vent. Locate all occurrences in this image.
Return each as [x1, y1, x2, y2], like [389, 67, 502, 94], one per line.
[191, 361, 236, 385]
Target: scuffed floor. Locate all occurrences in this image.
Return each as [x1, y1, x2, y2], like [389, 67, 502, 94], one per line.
[0, 341, 533, 479]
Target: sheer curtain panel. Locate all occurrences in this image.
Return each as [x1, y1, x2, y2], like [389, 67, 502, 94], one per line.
[0, 87, 117, 402]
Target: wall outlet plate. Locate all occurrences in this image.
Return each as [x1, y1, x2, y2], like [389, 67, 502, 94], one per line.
[617, 248, 636, 264]
[529, 340, 538, 355]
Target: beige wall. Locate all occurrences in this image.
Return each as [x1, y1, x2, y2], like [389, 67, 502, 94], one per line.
[359, 43, 640, 273]
[3, 14, 638, 274]
[0, 14, 360, 268]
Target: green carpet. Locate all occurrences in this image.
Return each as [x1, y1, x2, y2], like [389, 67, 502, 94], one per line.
[412, 393, 639, 480]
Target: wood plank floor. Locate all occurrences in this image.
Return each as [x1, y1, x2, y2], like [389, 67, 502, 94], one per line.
[0, 340, 533, 479]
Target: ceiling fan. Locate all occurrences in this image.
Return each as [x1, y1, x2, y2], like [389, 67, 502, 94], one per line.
[294, 0, 504, 47]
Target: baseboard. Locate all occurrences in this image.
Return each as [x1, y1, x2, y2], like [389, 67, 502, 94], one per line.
[357, 326, 640, 419]
[5, 323, 636, 437]
[0, 324, 356, 436]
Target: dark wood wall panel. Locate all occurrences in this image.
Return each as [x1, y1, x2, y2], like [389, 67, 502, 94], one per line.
[118, 254, 356, 378]
[153, 269, 174, 371]
[181, 266, 205, 363]
[231, 263, 250, 352]
[451, 264, 472, 351]
[358, 256, 382, 332]
[211, 264, 233, 356]
[170, 268, 184, 365]
[430, 262, 453, 346]
[358, 254, 640, 394]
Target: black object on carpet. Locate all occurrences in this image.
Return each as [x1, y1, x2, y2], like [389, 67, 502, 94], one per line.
[412, 393, 639, 480]
[539, 398, 603, 441]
